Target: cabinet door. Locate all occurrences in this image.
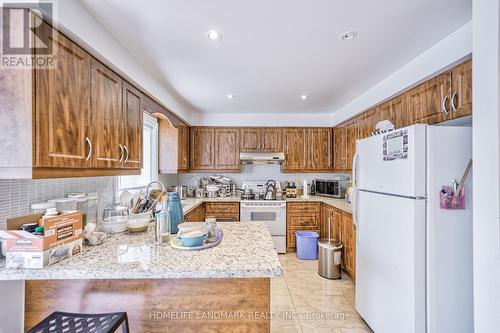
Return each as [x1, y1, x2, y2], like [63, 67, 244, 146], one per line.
[333, 127, 346, 171]
[177, 123, 190, 171]
[35, 26, 91, 168]
[215, 128, 240, 170]
[377, 95, 408, 129]
[344, 120, 358, 170]
[122, 81, 143, 168]
[406, 71, 451, 125]
[240, 128, 261, 152]
[91, 60, 123, 168]
[261, 128, 282, 152]
[450, 59, 472, 119]
[320, 204, 340, 241]
[205, 202, 239, 221]
[308, 128, 332, 171]
[341, 212, 356, 280]
[190, 128, 215, 170]
[282, 128, 307, 171]
[358, 108, 378, 139]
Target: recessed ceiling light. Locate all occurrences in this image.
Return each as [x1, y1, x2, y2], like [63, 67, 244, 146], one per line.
[340, 30, 357, 41]
[226, 94, 235, 99]
[207, 30, 222, 41]
[300, 94, 308, 100]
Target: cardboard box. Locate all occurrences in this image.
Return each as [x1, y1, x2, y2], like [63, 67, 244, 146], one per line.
[4, 212, 83, 268]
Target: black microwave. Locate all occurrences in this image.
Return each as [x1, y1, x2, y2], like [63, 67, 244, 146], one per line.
[315, 179, 348, 198]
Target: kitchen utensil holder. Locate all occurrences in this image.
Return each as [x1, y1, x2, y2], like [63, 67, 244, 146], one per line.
[440, 189, 465, 209]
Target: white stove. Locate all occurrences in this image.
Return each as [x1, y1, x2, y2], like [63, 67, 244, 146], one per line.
[240, 181, 286, 253]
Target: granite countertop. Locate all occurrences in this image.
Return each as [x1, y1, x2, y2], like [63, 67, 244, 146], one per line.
[0, 222, 282, 281]
[182, 195, 352, 214]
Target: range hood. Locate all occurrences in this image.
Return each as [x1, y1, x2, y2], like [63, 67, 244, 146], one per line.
[240, 152, 285, 165]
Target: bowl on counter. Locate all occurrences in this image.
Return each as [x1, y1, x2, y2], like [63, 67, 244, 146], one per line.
[127, 212, 152, 233]
[177, 222, 205, 234]
[176, 230, 208, 247]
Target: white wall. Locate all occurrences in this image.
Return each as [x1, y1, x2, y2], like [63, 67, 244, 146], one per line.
[0, 281, 24, 333]
[332, 22, 472, 125]
[472, 1, 500, 332]
[191, 112, 335, 127]
[49, 0, 195, 123]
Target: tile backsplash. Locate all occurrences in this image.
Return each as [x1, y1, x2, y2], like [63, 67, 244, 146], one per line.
[178, 164, 350, 188]
[0, 177, 117, 230]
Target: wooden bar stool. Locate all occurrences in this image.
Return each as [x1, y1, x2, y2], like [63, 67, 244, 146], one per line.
[26, 311, 129, 333]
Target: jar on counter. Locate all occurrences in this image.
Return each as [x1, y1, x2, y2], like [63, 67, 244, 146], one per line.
[68, 192, 99, 227]
[30, 201, 56, 215]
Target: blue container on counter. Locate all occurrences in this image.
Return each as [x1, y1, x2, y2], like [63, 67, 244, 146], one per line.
[295, 231, 319, 260]
[167, 192, 184, 233]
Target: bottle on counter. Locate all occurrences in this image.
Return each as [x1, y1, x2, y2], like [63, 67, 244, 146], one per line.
[166, 191, 184, 233]
[156, 199, 171, 245]
[310, 180, 316, 195]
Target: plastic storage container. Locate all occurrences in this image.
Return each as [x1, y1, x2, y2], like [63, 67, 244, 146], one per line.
[439, 189, 465, 209]
[295, 231, 319, 260]
[68, 192, 99, 226]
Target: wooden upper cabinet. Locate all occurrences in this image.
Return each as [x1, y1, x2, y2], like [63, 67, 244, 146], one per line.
[282, 128, 308, 171]
[377, 95, 409, 129]
[35, 24, 92, 168]
[240, 128, 261, 152]
[358, 108, 378, 139]
[405, 71, 451, 125]
[333, 127, 347, 171]
[215, 128, 240, 170]
[190, 128, 215, 170]
[344, 120, 358, 170]
[122, 81, 143, 168]
[177, 123, 190, 171]
[450, 59, 472, 119]
[308, 128, 332, 171]
[261, 128, 282, 152]
[240, 128, 282, 152]
[91, 60, 123, 168]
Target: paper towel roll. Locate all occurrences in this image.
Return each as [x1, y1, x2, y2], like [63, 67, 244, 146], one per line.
[302, 180, 309, 198]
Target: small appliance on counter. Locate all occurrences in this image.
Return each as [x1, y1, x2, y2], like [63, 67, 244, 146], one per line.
[315, 177, 349, 198]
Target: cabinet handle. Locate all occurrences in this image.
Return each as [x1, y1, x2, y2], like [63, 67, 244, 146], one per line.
[441, 95, 449, 115]
[450, 92, 457, 113]
[85, 137, 92, 161]
[118, 144, 124, 162]
[124, 145, 129, 163]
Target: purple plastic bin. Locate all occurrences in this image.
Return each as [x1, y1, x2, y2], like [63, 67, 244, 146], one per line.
[440, 188, 465, 209]
[295, 231, 319, 260]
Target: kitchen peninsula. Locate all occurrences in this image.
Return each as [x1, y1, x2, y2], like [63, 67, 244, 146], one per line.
[0, 222, 282, 332]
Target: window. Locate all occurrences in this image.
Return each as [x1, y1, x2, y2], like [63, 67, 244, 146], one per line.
[119, 112, 158, 190]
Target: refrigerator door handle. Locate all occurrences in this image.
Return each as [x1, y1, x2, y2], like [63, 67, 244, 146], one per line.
[352, 152, 359, 189]
[352, 152, 360, 228]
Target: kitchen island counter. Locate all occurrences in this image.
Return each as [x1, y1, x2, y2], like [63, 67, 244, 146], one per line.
[0, 222, 282, 280]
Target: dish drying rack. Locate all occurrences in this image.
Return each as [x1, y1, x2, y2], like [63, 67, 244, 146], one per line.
[130, 181, 166, 215]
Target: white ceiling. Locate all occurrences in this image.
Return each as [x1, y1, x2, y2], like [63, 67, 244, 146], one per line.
[80, 0, 471, 114]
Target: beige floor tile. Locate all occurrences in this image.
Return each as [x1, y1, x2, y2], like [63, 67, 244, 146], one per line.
[271, 253, 371, 332]
[271, 318, 303, 333]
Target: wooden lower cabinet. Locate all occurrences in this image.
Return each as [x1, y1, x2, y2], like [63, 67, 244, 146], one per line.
[25, 278, 270, 333]
[205, 202, 240, 222]
[340, 212, 356, 281]
[287, 202, 355, 280]
[184, 203, 206, 222]
[286, 202, 321, 252]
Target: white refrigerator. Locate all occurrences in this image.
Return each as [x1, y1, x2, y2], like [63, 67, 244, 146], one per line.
[352, 124, 473, 333]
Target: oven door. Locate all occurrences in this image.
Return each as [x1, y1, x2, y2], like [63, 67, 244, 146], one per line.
[240, 206, 286, 236]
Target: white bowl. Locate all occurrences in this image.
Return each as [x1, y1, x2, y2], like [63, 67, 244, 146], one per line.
[178, 222, 205, 234]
